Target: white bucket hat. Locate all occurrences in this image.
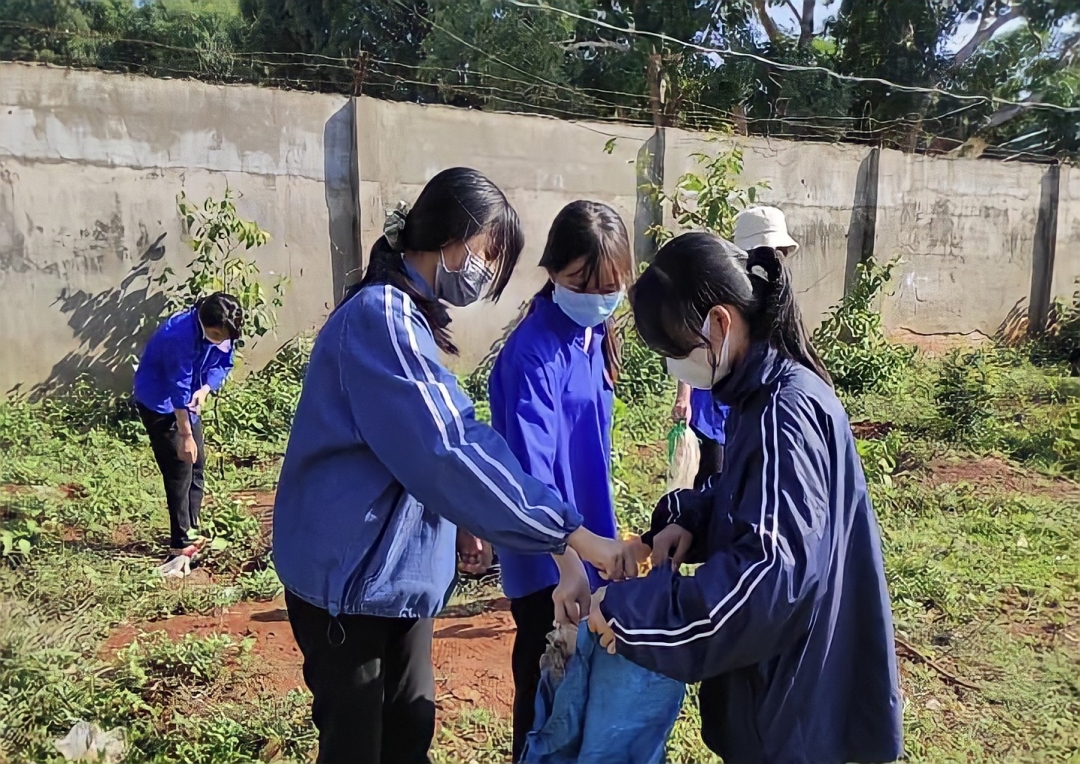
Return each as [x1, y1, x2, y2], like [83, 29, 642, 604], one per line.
[733, 206, 799, 254]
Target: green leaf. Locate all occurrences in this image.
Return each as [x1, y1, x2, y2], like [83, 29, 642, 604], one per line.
[16, 538, 31, 556]
[603, 137, 617, 154]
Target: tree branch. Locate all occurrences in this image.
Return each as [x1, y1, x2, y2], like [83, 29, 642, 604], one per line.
[798, 0, 816, 48]
[751, 0, 784, 45]
[558, 39, 631, 52]
[953, 5, 1022, 67]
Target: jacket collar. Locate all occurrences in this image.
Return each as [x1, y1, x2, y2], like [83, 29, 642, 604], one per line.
[712, 341, 787, 410]
[403, 259, 435, 299]
[531, 293, 606, 343]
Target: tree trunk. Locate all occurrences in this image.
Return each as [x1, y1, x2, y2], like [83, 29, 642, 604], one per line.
[798, 0, 815, 48]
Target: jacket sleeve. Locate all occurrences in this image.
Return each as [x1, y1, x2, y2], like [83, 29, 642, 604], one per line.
[205, 346, 235, 392]
[489, 352, 562, 496]
[343, 285, 582, 554]
[159, 326, 195, 412]
[599, 389, 832, 684]
[639, 487, 716, 565]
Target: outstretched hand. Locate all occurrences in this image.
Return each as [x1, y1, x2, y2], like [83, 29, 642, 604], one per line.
[567, 528, 639, 582]
[650, 524, 693, 570]
[456, 529, 492, 575]
[552, 551, 591, 626]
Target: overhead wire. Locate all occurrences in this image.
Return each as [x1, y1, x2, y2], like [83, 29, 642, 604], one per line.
[0, 13, 1067, 160]
[504, 0, 1080, 115]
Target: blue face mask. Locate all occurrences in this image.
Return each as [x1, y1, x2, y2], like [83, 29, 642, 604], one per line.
[437, 243, 491, 308]
[552, 283, 624, 328]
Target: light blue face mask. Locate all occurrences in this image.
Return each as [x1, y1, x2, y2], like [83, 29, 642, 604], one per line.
[552, 283, 624, 328]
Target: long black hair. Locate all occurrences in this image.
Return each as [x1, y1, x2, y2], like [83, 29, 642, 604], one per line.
[345, 167, 524, 354]
[630, 231, 831, 384]
[195, 292, 244, 341]
[537, 200, 632, 383]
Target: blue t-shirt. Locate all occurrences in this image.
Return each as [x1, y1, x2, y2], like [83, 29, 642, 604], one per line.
[489, 295, 617, 600]
[689, 387, 728, 444]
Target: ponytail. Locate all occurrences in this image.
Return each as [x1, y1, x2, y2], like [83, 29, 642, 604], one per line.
[341, 235, 456, 354]
[745, 247, 831, 385]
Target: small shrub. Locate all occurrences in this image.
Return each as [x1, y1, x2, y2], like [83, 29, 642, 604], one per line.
[649, 130, 768, 243]
[1052, 406, 1080, 476]
[933, 349, 1003, 445]
[1028, 278, 1080, 367]
[121, 632, 245, 687]
[614, 311, 671, 406]
[201, 497, 260, 568]
[812, 259, 915, 396]
[206, 335, 311, 450]
[856, 431, 900, 490]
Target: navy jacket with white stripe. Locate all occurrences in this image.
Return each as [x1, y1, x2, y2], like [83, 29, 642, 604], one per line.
[602, 343, 903, 764]
[272, 274, 582, 619]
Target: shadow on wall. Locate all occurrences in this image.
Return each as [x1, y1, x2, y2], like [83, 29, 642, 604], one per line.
[14, 231, 171, 399]
[844, 147, 880, 294]
[324, 100, 358, 309]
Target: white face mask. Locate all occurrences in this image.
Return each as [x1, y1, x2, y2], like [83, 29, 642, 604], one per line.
[665, 314, 732, 390]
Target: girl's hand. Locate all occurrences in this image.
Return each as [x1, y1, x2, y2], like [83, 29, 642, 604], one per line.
[552, 550, 591, 625]
[650, 524, 693, 570]
[588, 587, 617, 654]
[567, 528, 638, 582]
[177, 433, 199, 464]
[188, 385, 211, 416]
[456, 529, 491, 575]
[672, 381, 692, 423]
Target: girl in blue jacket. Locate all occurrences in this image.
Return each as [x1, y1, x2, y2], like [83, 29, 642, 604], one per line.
[590, 232, 903, 764]
[487, 200, 633, 761]
[133, 292, 242, 563]
[272, 169, 638, 764]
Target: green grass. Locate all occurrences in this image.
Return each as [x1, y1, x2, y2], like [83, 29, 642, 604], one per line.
[1, 347, 1079, 762]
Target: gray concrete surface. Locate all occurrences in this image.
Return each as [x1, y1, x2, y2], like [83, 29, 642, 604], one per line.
[0, 63, 355, 394]
[1, 62, 1077, 395]
[875, 150, 1046, 339]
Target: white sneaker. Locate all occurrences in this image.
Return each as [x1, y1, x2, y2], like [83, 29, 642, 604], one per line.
[157, 554, 190, 578]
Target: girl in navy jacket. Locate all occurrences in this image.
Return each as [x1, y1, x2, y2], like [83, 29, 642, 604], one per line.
[487, 201, 633, 761]
[590, 232, 903, 764]
[273, 169, 639, 764]
[133, 292, 242, 562]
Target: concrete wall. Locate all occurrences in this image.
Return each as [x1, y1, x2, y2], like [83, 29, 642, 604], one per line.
[356, 96, 655, 371]
[875, 150, 1045, 338]
[1054, 165, 1080, 306]
[2, 63, 1075, 394]
[664, 131, 870, 328]
[0, 63, 356, 394]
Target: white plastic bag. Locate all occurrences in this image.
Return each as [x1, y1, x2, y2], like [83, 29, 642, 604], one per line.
[55, 721, 126, 763]
[665, 422, 701, 492]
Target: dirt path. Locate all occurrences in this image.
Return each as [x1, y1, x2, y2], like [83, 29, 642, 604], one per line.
[102, 596, 518, 718]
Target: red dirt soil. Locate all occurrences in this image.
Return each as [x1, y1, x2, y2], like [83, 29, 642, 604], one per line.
[101, 596, 518, 718]
[921, 455, 1080, 499]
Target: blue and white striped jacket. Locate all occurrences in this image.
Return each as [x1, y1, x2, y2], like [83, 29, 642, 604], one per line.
[272, 272, 582, 619]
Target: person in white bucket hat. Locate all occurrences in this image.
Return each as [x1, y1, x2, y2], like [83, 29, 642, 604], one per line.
[671, 205, 800, 487]
[733, 205, 799, 256]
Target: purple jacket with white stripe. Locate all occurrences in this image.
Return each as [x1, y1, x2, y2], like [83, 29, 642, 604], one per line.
[601, 343, 903, 764]
[272, 273, 582, 619]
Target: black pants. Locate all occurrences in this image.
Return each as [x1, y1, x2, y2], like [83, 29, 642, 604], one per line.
[691, 427, 724, 491]
[137, 403, 205, 550]
[509, 585, 556, 763]
[285, 590, 436, 764]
